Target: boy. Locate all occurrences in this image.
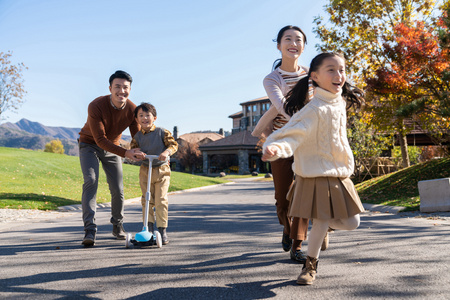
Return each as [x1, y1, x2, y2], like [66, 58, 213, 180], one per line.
[130, 103, 178, 245]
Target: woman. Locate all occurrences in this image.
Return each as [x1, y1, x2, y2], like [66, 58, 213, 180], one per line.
[252, 25, 325, 263]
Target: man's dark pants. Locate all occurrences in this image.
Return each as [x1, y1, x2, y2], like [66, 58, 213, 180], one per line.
[79, 142, 124, 232]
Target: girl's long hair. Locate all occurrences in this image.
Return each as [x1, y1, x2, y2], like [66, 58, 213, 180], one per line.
[284, 52, 364, 116]
[272, 25, 307, 71]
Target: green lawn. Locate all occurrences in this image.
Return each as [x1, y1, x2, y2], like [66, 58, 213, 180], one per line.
[356, 157, 450, 211]
[0, 147, 228, 210]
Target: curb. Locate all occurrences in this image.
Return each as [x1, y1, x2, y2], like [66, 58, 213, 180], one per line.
[362, 203, 406, 214]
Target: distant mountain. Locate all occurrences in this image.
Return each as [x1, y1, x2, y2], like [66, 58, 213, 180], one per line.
[1, 118, 81, 140]
[0, 118, 131, 156]
[0, 126, 80, 156]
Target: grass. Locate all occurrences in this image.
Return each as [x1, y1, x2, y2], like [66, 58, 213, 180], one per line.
[356, 157, 450, 211]
[0, 147, 228, 210]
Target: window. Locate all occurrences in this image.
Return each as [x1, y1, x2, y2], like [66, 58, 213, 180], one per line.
[252, 115, 259, 125]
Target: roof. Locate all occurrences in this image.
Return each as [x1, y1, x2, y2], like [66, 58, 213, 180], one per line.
[228, 111, 243, 119]
[239, 96, 269, 106]
[177, 132, 224, 144]
[199, 130, 259, 150]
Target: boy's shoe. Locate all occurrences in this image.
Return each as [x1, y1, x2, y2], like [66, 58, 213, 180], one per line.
[282, 233, 292, 252]
[297, 256, 319, 285]
[82, 230, 96, 247]
[112, 223, 126, 240]
[290, 248, 307, 263]
[158, 227, 169, 245]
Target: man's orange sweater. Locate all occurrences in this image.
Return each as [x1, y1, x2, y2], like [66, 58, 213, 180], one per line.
[79, 95, 139, 157]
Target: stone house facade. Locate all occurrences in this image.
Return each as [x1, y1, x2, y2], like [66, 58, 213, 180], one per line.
[199, 96, 272, 175]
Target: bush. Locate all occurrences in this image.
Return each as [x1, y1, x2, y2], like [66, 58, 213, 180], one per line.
[44, 139, 64, 154]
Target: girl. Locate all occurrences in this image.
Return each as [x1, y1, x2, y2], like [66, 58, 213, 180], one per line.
[252, 25, 312, 263]
[262, 53, 365, 285]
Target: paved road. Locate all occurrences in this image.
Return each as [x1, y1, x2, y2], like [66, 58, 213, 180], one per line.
[1, 179, 450, 299]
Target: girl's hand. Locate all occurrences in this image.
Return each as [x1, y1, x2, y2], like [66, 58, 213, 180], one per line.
[262, 145, 278, 161]
[158, 150, 170, 161]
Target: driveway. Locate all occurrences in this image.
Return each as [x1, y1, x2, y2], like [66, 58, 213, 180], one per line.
[1, 179, 449, 299]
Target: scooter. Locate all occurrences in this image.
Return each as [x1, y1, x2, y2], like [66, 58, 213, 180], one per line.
[125, 155, 163, 248]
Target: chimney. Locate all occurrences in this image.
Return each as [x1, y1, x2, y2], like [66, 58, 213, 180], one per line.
[173, 126, 178, 140]
[219, 128, 224, 137]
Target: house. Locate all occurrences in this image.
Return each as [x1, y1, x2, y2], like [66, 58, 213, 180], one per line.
[230, 96, 271, 134]
[199, 96, 271, 175]
[177, 131, 225, 147]
[171, 128, 225, 172]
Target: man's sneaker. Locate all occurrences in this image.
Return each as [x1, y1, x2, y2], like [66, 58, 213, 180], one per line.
[290, 248, 307, 263]
[82, 230, 96, 247]
[112, 223, 126, 240]
[158, 227, 169, 245]
[282, 233, 292, 252]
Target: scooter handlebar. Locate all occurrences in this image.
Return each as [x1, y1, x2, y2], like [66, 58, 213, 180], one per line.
[145, 154, 169, 163]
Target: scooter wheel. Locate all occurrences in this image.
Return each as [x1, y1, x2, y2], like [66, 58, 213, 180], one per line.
[155, 231, 162, 248]
[125, 233, 132, 248]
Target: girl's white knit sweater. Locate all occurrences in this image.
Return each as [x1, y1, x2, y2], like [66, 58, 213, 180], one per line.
[263, 87, 354, 178]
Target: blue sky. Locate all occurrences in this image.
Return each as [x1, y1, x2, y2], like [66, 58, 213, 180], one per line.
[0, 0, 328, 135]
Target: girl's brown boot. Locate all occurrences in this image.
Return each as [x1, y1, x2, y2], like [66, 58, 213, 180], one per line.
[296, 256, 319, 285]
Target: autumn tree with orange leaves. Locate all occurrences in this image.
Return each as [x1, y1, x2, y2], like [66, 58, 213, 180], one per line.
[366, 8, 450, 164]
[314, 0, 448, 167]
[0, 51, 27, 119]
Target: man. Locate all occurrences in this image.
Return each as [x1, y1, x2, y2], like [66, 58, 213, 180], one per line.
[78, 70, 144, 247]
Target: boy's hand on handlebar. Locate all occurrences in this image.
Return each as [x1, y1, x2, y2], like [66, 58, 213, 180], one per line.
[158, 150, 170, 162]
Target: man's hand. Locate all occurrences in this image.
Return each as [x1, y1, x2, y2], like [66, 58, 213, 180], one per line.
[125, 148, 146, 161]
[158, 150, 170, 162]
[262, 145, 278, 162]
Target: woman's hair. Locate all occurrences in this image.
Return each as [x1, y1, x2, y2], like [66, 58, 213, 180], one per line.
[284, 52, 364, 116]
[272, 25, 307, 71]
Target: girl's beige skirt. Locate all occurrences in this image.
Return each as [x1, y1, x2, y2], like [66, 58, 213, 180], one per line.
[288, 176, 365, 220]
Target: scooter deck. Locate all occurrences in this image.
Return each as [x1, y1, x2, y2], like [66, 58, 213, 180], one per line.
[129, 238, 157, 247]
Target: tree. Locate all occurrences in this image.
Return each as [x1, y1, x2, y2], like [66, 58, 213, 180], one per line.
[313, 0, 438, 79]
[176, 141, 202, 173]
[347, 113, 393, 180]
[366, 18, 450, 162]
[0, 51, 27, 119]
[44, 139, 65, 154]
[313, 0, 441, 167]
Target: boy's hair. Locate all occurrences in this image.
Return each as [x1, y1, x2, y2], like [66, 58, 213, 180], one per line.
[135, 102, 157, 118]
[284, 52, 364, 116]
[272, 25, 308, 70]
[109, 70, 133, 86]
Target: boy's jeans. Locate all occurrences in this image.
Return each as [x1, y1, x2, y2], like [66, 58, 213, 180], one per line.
[79, 142, 124, 231]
